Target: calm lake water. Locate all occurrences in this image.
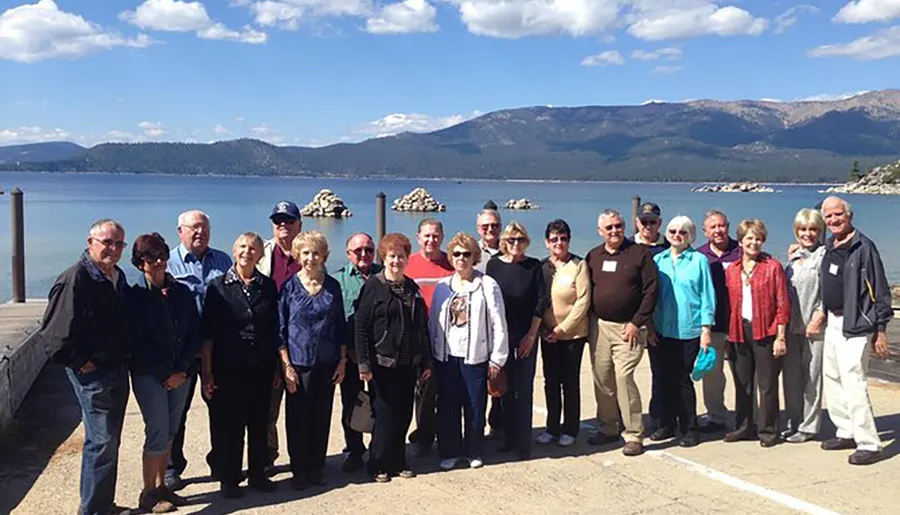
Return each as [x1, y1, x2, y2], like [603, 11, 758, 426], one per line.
[1, 172, 898, 301]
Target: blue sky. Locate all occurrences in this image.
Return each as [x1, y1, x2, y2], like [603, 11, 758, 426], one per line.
[1, 0, 898, 147]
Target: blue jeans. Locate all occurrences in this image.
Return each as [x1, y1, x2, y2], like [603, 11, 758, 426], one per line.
[435, 357, 488, 460]
[502, 348, 537, 458]
[66, 364, 130, 515]
[132, 374, 192, 455]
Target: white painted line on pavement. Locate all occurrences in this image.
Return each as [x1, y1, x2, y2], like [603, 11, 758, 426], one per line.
[530, 405, 843, 515]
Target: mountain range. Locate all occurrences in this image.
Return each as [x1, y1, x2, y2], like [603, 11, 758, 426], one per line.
[3, 90, 900, 182]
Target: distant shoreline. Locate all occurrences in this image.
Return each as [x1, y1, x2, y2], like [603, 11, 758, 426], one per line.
[0, 169, 845, 187]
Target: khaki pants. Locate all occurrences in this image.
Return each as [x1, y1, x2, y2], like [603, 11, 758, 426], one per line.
[588, 316, 645, 443]
[700, 332, 729, 425]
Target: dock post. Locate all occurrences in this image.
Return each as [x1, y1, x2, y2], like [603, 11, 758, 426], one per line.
[11, 188, 25, 302]
[630, 194, 641, 236]
[375, 193, 386, 264]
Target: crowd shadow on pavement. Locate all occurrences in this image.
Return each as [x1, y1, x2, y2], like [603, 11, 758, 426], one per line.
[0, 364, 83, 514]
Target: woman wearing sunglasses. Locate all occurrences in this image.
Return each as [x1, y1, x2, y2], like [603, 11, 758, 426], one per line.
[486, 222, 548, 460]
[535, 219, 590, 448]
[127, 233, 201, 513]
[648, 217, 715, 448]
[430, 232, 509, 471]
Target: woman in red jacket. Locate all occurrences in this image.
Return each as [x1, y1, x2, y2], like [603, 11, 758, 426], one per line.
[724, 219, 790, 447]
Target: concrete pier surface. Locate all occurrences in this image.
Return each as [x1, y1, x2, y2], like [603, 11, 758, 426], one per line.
[1, 322, 898, 514]
[0, 300, 47, 432]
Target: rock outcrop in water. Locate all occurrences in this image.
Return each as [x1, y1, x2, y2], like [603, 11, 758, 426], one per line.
[692, 182, 776, 193]
[505, 198, 539, 210]
[392, 188, 446, 212]
[823, 160, 900, 195]
[300, 189, 352, 218]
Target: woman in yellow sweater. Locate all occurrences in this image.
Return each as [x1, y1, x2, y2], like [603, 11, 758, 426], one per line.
[536, 219, 591, 447]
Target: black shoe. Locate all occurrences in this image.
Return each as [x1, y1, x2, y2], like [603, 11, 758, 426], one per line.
[342, 453, 365, 473]
[678, 432, 699, 448]
[649, 427, 676, 442]
[848, 450, 882, 465]
[723, 430, 757, 443]
[697, 421, 727, 434]
[221, 484, 244, 499]
[248, 477, 278, 493]
[760, 438, 777, 448]
[821, 437, 856, 451]
[587, 433, 620, 446]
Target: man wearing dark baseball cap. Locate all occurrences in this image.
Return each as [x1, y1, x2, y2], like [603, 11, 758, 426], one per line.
[257, 200, 303, 473]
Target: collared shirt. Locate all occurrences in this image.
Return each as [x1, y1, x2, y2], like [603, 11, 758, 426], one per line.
[333, 263, 384, 321]
[652, 247, 716, 340]
[476, 243, 500, 273]
[271, 245, 301, 292]
[634, 233, 671, 258]
[725, 255, 791, 343]
[167, 243, 232, 313]
[224, 266, 267, 300]
[697, 238, 742, 333]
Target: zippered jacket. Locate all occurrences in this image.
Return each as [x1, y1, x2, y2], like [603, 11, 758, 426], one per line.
[821, 231, 892, 336]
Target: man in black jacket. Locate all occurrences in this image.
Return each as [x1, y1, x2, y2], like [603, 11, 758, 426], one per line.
[819, 196, 891, 466]
[40, 219, 132, 515]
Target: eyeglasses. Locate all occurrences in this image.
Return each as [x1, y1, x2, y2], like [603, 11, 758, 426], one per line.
[96, 238, 127, 250]
[548, 235, 569, 244]
[479, 223, 500, 230]
[452, 251, 472, 258]
[667, 229, 688, 236]
[142, 254, 168, 265]
[506, 237, 527, 245]
[351, 247, 375, 257]
[602, 223, 623, 231]
[272, 216, 298, 225]
[640, 219, 659, 226]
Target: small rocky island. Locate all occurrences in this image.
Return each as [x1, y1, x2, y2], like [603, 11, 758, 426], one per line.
[823, 160, 900, 195]
[505, 198, 539, 210]
[691, 182, 776, 193]
[300, 189, 352, 218]
[392, 187, 446, 212]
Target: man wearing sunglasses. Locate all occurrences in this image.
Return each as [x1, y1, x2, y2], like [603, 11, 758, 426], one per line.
[475, 207, 502, 273]
[633, 202, 670, 258]
[257, 200, 303, 473]
[166, 209, 233, 490]
[333, 232, 383, 472]
[585, 209, 658, 457]
[41, 219, 133, 515]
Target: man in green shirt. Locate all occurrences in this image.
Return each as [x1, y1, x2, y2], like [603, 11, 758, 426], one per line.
[333, 232, 383, 472]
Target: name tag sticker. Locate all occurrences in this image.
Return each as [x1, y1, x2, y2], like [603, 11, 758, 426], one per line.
[602, 260, 617, 273]
[829, 263, 839, 276]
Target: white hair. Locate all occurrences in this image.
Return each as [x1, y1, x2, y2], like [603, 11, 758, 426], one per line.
[666, 215, 697, 246]
[178, 210, 210, 227]
[477, 209, 501, 223]
[822, 196, 853, 216]
[89, 218, 124, 237]
[597, 209, 623, 227]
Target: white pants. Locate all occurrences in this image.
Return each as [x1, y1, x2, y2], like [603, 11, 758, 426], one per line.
[822, 313, 881, 452]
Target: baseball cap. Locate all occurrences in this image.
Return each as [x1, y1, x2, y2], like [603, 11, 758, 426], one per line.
[638, 202, 661, 219]
[270, 200, 301, 221]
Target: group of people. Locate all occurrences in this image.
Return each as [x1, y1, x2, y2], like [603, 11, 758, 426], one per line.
[39, 195, 892, 515]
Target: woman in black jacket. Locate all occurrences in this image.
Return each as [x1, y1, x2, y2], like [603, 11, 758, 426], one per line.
[128, 233, 200, 513]
[355, 233, 433, 483]
[200, 232, 280, 499]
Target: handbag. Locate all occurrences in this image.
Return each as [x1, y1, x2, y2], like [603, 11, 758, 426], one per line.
[348, 389, 375, 433]
[487, 369, 507, 398]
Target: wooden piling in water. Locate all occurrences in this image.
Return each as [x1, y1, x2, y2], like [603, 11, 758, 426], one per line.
[11, 188, 25, 303]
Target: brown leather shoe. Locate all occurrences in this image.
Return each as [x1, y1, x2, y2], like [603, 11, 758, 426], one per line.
[622, 441, 644, 456]
[723, 430, 757, 443]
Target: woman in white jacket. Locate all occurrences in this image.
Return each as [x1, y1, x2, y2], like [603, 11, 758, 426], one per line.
[430, 232, 509, 471]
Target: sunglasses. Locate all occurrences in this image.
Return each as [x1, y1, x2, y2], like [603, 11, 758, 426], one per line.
[96, 238, 127, 250]
[548, 235, 569, 244]
[602, 223, 623, 231]
[668, 229, 688, 236]
[452, 251, 472, 258]
[142, 254, 169, 265]
[506, 237, 527, 244]
[479, 223, 500, 230]
[272, 216, 298, 225]
[351, 247, 375, 257]
[640, 219, 659, 226]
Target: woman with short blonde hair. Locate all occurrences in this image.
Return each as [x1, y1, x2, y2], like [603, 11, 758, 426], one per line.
[291, 230, 329, 261]
[447, 232, 482, 266]
[782, 208, 826, 443]
[498, 222, 531, 256]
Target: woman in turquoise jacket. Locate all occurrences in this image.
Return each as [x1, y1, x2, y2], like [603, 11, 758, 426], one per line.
[649, 215, 716, 448]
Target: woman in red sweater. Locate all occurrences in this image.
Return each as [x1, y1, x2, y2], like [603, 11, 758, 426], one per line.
[724, 219, 790, 447]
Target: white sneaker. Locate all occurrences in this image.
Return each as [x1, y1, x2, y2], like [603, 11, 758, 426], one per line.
[468, 458, 484, 469]
[536, 431, 556, 445]
[558, 434, 576, 447]
[440, 457, 459, 471]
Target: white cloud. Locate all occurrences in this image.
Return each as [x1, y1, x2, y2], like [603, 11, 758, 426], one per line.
[0, 0, 155, 63]
[457, 0, 620, 38]
[235, 116, 245, 123]
[772, 5, 819, 34]
[834, 0, 900, 24]
[250, 125, 284, 144]
[248, 0, 373, 29]
[213, 124, 232, 135]
[651, 64, 682, 74]
[630, 46, 681, 60]
[354, 111, 482, 138]
[138, 121, 167, 138]
[627, 4, 768, 40]
[121, 0, 268, 44]
[366, 0, 438, 34]
[580, 50, 625, 66]
[809, 25, 900, 60]
[0, 125, 71, 145]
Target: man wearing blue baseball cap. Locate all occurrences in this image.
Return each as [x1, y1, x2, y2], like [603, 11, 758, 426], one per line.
[257, 200, 303, 473]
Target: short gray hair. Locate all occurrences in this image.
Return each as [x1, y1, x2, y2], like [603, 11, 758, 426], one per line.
[89, 219, 124, 237]
[703, 209, 728, 225]
[822, 196, 853, 216]
[178, 210, 210, 227]
[477, 209, 501, 223]
[597, 209, 623, 227]
[666, 215, 697, 246]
